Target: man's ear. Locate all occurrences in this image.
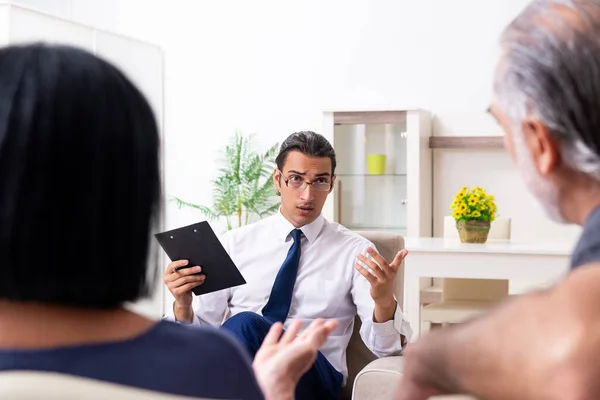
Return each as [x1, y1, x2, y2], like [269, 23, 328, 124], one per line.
[329, 175, 336, 194]
[273, 168, 281, 196]
[521, 116, 561, 176]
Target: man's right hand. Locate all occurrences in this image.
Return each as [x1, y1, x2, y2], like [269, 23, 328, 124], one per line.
[164, 260, 205, 323]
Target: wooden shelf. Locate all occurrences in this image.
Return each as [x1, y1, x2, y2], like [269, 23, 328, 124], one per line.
[337, 174, 407, 177]
[333, 111, 406, 125]
[429, 136, 504, 149]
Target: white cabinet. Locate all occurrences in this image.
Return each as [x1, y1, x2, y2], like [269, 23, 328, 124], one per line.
[0, 3, 165, 319]
[322, 110, 432, 238]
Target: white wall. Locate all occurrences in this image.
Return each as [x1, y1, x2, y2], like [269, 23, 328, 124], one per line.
[12, 0, 579, 244]
[111, 0, 581, 240]
[111, 0, 435, 233]
[110, 0, 583, 311]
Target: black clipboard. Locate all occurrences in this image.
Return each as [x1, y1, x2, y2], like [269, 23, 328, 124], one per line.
[154, 221, 246, 296]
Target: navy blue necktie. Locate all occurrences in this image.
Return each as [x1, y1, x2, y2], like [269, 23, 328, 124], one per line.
[262, 229, 302, 323]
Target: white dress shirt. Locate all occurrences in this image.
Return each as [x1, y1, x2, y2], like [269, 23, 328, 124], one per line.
[165, 211, 413, 382]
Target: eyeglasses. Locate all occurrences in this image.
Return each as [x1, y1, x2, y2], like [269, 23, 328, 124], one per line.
[278, 169, 332, 192]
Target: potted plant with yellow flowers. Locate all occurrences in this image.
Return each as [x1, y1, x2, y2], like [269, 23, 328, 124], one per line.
[450, 185, 497, 243]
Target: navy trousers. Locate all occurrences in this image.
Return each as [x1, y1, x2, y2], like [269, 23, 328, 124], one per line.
[221, 312, 343, 400]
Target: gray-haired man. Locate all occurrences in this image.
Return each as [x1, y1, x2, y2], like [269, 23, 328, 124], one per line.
[397, 1, 600, 399]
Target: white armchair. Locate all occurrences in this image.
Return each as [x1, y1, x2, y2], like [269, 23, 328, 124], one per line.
[347, 231, 480, 400]
[345, 230, 406, 400]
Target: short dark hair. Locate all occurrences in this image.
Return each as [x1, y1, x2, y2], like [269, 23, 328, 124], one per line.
[0, 43, 160, 308]
[275, 131, 337, 175]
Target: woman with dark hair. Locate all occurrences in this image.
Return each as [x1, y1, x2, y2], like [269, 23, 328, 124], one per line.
[0, 43, 336, 400]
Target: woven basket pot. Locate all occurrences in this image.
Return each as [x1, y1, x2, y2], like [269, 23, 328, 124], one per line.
[456, 220, 491, 243]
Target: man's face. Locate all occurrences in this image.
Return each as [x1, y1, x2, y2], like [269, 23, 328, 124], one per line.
[489, 102, 565, 223]
[273, 150, 335, 228]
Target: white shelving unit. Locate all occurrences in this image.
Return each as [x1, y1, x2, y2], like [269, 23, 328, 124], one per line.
[0, 2, 165, 319]
[322, 109, 432, 238]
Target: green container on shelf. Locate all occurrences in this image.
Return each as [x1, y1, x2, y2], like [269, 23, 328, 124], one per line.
[366, 154, 386, 175]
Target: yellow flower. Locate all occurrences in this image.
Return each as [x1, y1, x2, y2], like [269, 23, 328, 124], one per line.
[450, 185, 497, 222]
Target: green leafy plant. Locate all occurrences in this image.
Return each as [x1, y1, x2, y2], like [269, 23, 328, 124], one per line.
[172, 132, 280, 230]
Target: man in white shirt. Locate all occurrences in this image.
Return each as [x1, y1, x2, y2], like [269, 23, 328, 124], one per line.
[165, 131, 412, 399]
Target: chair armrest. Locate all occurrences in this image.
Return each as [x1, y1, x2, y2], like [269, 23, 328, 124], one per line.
[351, 358, 478, 400]
[351, 356, 404, 400]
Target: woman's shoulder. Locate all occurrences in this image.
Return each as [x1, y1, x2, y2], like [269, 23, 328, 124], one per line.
[151, 320, 249, 356]
[140, 321, 263, 398]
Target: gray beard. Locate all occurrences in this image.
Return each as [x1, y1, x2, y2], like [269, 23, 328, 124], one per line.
[513, 131, 566, 224]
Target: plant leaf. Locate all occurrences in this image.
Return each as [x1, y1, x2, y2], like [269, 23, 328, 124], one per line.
[170, 196, 221, 220]
[173, 132, 280, 228]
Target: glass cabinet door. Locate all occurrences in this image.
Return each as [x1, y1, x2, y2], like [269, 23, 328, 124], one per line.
[333, 122, 407, 236]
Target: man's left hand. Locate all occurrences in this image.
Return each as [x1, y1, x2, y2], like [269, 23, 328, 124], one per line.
[355, 247, 408, 321]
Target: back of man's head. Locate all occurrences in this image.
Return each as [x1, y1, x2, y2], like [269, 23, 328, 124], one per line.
[0, 43, 160, 309]
[495, 0, 600, 178]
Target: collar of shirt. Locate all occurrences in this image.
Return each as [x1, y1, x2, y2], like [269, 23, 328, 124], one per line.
[273, 209, 325, 244]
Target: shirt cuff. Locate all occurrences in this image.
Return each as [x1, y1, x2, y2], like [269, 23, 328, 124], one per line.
[163, 302, 203, 326]
[372, 303, 414, 344]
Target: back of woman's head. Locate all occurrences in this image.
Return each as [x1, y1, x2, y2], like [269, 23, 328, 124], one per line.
[0, 43, 160, 308]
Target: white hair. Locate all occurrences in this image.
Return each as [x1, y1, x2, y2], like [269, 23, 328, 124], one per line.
[494, 0, 600, 180]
